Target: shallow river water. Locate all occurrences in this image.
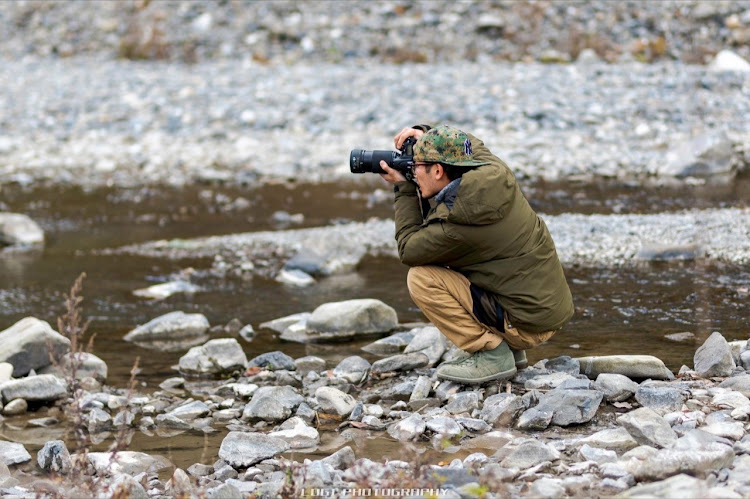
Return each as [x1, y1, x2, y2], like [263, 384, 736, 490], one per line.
[1, 178, 749, 470]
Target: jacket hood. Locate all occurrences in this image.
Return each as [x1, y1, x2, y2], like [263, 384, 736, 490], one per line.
[441, 163, 517, 225]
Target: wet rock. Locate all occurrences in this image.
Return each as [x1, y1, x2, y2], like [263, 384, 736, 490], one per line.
[238, 324, 255, 342]
[37, 440, 72, 474]
[132, 281, 201, 300]
[361, 331, 415, 355]
[426, 416, 462, 437]
[247, 351, 296, 371]
[594, 373, 639, 402]
[2, 398, 27, 416]
[88, 451, 172, 475]
[665, 332, 696, 342]
[124, 310, 210, 344]
[480, 393, 525, 427]
[167, 400, 210, 420]
[708, 50, 750, 73]
[332, 356, 370, 383]
[284, 249, 328, 277]
[577, 355, 674, 380]
[259, 312, 310, 333]
[387, 414, 425, 441]
[41, 352, 108, 382]
[0, 441, 31, 466]
[268, 416, 319, 449]
[187, 463, 213, 477]
[694, 331, 735, 378]
[403, 326, 447, 366]
[382, 380, 415, 401]
[617, 407, 678, 448]
[315, 386, 356, 416]
[178, 338, 247, 377]
[299, 299, 398, 342]
[243, 386, 303, 422]
[0, 213, 44, 246]
[660, 131, 735, 178]
[637, 243, 706, 261]
[275, 269, 315, 287]
[0, 317, 70, 377]
[295, 356, 326, 376]
[635, 385, 684, 415]
[370, 353, 429, 375]
[218, 432, 290, 468]
[532, 388, 603, 427]
[0, 374, 67, 403]
[321, 446, 355, 470]
[88, 407, 113, 432]
[499, 439, 560, 469]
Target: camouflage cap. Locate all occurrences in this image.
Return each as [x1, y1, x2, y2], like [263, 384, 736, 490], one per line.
[413, 125, 489, 167]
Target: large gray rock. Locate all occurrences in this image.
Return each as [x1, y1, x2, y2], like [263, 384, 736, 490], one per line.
[268, 417, 320, 449]
[315, 386, 356, 416]
[403, 326, 447, 366]
[286, 299, 397, 343]
[0, 213, 44, 246]
[40, 352, 108, 382]
[532, 388, 603, 427]
[720, 374, 750, 398]
[624, 431, 735, 481]
[218, 432, 289, 468]
[361, 331, 415, 355]
[694, 331, 735, 378]
[0, 317, 70, 377]
[0, 374, 67, 403]
[124, 311, 210, 346]
[659, 131, 735, 178]
[178, 338, 247, 377]
[0, 441, 32, 465]
[635, 385, 684, 415]
[577, 355, 674, 380]
[242, 386, 303, 422]
[594, 373, 639, 402]
[259, 312, 310, 333]
[616, 474, 709, 499]
[617, 407, 677, 448]
[370, 353, 429, 375]
[577, 428, 638, 452]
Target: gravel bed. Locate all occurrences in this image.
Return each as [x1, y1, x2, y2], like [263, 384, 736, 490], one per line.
[0, 57, 748, 188]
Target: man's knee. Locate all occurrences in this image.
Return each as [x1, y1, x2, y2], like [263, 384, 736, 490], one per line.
[406, 266, 438, 298]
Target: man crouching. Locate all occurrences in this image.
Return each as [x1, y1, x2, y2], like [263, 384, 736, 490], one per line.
[378, 124, 574, 384]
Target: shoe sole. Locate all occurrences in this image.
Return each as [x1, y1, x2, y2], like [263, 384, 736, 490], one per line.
[436, 367, 518, 384]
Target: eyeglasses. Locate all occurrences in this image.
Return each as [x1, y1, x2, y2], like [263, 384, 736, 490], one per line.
[410, 162, 433, 176]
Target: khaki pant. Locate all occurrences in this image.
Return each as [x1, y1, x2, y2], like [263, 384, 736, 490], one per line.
[406, 265, 557, 353]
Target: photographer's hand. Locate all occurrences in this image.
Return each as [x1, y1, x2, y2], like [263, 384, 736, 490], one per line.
[379, 161, 407, 184]
[394, 127, 424, 149]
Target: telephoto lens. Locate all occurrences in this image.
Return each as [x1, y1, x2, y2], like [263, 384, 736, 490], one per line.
[349, 149, 397, 174]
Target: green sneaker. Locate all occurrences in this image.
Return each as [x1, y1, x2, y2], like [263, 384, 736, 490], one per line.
[436, 341, 517, 384]
[511, 348, 528, 370]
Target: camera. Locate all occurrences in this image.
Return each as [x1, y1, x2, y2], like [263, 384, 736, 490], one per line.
[350, 137, 416, 180]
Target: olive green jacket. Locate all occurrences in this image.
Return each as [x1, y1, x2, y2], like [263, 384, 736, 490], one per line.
[394, 132, 574, 333]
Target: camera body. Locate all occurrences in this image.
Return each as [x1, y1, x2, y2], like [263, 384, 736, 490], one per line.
[350, 137, 416, 180]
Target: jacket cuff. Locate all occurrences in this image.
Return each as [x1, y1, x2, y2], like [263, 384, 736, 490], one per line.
[412, 124, 432, 132]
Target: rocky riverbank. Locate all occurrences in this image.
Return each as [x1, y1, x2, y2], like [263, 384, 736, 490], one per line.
[2, 300, 750, 498]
